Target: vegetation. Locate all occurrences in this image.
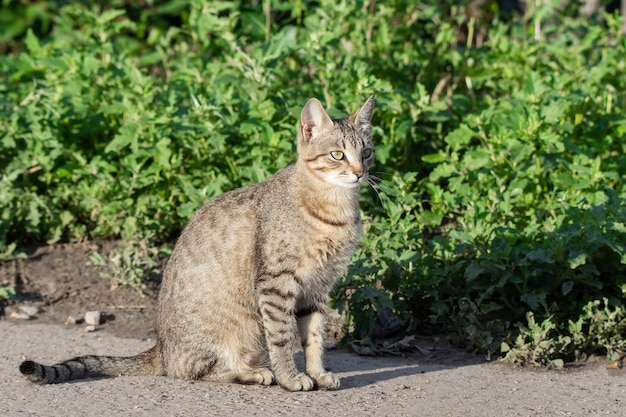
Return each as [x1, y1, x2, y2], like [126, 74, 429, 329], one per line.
[1, 0, 625, 365]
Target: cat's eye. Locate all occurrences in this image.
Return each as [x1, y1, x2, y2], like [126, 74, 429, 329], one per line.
[362, 148, 372, 159]
[330, 151, 344, 160]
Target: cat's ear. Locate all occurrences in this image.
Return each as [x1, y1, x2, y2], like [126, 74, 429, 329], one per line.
[349, 95, 375, 136]
[300, 98, 334, 143]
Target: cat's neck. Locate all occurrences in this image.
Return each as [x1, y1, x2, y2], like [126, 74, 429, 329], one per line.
[293, 161, 361, 226]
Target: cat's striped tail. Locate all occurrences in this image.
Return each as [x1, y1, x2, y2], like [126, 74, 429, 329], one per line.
[19, 342, 164, 384]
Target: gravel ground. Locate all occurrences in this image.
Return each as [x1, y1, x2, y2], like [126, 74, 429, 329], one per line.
[2, 321, 624, 417]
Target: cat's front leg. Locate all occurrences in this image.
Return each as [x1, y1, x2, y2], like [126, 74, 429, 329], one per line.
[297, 305, 340, 390]
[257, 279, 315, 391]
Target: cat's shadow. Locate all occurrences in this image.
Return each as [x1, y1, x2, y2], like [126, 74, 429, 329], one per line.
[337, 364, 425, 389]
[297, 350, 480, 389]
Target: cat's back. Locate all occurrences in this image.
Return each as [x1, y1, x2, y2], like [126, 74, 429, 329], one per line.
[190, 163, 297, 227]
[161, 164, 296, 273]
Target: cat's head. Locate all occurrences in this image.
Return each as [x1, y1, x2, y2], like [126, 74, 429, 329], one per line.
[297, 96, 375, 189]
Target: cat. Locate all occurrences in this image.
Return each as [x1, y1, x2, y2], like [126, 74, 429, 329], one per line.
[19, 95, 376, 391]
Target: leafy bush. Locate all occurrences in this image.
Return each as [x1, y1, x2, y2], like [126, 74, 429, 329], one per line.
[1, 0, 625, 364]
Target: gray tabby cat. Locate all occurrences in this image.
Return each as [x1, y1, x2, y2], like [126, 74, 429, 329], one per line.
[19, 95, 376, 391]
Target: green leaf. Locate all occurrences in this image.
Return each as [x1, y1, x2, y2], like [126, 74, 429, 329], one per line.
[562, 281, 574, 295]
[105, 123, 140, 154]
[429, 163, 456, 180]
[0, 286, 18, 301]
[525, 249, 554, 264]
[462, 148, 491, 170]
[444, 124, 475, 151]
[568, 251, 588, 269]
[521, 293, 540, 310]
[98, 9, 126, 25]
[154, 138, 172, 168]
[465, 263, 489, 281]
[24, 29, 42, 56]
[422, 153, 447, 163]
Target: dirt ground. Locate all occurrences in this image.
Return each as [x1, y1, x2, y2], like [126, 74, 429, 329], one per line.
[1, 242, 625, 416]
[1, 241, 160, 340]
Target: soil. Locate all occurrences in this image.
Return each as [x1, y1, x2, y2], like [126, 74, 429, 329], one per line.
[1, 242, 625, 416]
[1, 241, 159, 339]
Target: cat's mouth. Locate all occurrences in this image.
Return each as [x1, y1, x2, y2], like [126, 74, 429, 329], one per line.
[344, 174, 368, 187]
[321, 172, 368, 188]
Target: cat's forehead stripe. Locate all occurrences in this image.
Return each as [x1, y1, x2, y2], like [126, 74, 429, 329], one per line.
[333, 118, 364, 149]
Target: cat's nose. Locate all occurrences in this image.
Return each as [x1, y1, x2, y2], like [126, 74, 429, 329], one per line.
[352, 162, 365, 179]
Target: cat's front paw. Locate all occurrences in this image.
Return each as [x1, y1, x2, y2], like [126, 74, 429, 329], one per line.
[278, 372, 315, 392]
[314, 371, 340, 390]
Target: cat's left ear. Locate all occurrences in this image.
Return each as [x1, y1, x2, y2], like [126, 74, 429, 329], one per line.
[349, 95, 375, 137]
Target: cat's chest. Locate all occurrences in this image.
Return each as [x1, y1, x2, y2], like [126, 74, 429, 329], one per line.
[295, 224, 361, 285]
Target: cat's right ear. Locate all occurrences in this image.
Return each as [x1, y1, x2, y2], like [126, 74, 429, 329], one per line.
[349, 95, 375, 137]
[300, 98, 334, 143]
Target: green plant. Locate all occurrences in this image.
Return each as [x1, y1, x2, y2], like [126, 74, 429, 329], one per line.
[502, 298, 626, 366]
[1, 1, 625, 364]
[90, 240, 169, 293]
[501, 312, 570, 368]
[0, 286, 18, 302]
[569, 298, 626, 363]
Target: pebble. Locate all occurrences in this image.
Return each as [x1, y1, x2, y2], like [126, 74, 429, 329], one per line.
[66, 315, 84, 325]
[10, 311, 32, 320]
[19, 305, 40, 316]
[84, 311, 101, 326]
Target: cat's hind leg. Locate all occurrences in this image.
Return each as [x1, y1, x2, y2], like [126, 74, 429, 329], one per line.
[201, 367, 274, 385]
[199, 349, 275, 386]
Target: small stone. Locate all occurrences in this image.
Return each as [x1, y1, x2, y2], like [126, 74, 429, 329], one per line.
[10, 311, 32, 320]
[19, 305, 40, 316]
[66, 315, 84, 325]
[606, 362, 623, 370]
[84, 311, 101, 326]
[84, 325, 97, 332]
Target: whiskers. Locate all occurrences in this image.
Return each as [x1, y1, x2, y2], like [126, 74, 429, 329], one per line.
[365, 171, 394, 207]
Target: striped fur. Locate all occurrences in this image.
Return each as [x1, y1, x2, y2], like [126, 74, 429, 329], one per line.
[19, 344, 163, 384]
[19, 96, 375, 391]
